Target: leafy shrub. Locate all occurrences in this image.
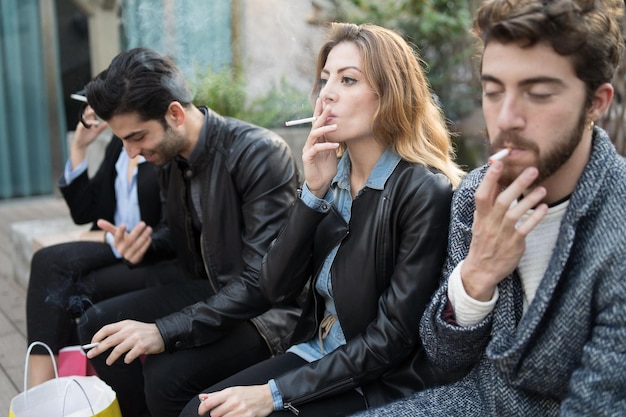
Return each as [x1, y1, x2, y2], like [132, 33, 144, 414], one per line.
[191, 69, 311, 128]
[191, 68, 248, 120]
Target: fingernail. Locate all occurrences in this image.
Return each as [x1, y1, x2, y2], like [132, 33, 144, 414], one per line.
[199, 394, 209, 401]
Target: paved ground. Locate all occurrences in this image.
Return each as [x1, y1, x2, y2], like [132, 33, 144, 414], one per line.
[0, 195, 70, 413]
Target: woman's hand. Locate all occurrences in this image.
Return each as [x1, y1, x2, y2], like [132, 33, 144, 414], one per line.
[70, 105, 109, 170]
[96, 219, 152, 265]
[197, 385, 274, 417]
[301, 98, 339, 199]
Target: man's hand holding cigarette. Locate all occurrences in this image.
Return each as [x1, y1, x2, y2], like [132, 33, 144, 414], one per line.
[85, 320, 165, 365]
[459, 162, 548, 301]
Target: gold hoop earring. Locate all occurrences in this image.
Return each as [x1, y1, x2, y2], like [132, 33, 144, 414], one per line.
[588, 120, 595, 131]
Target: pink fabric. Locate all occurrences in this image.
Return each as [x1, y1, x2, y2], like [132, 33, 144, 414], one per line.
[58, 346, 97, 377]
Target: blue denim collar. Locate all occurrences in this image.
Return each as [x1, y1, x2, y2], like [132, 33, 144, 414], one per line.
[332, 147, 401, 192]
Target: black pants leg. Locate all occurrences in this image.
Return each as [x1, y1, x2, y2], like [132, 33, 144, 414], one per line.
[143, 320, 271, 417]
[27, 241, 118, 353]
[27, 241, 187, 354]
[77, 280, 272, 417]
[178, 353, 367, 417]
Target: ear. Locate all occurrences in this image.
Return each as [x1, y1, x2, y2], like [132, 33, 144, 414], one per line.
[166, 101, 186, 127]
[588, 82, 614, 122]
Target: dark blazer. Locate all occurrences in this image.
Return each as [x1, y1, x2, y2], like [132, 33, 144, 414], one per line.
[59, 136, 162, 230]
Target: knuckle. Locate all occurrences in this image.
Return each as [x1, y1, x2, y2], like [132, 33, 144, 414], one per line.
[473, 187, 490, 204]
[503, 210, 517, 223]
[493, 194, 510, 210]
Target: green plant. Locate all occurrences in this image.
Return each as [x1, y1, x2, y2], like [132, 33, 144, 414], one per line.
[191, 69, 311, 129]
[246, 78, 312, 128]
[191, 68, 248, 120]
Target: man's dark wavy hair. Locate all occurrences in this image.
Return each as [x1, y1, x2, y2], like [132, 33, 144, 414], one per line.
[85, 47, 193, 127]
[473, 0, 625, 106]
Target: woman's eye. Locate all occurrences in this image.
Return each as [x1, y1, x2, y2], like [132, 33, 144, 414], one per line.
[342, 76, 357, 85]
[318, 78, 328, 88]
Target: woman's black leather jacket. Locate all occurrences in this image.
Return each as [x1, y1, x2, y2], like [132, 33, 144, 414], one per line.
[260, 160, 455, 410]
[154, 108, 301, 355]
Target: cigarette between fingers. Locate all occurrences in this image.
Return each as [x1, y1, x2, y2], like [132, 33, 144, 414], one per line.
[81, 342, 100, 350]
[285, 116, 316, 126]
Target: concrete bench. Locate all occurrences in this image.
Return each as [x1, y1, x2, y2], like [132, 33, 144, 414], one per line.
[10, 218, 91, 289]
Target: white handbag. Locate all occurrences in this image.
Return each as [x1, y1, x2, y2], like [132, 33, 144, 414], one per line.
[8, 342, 121, 417]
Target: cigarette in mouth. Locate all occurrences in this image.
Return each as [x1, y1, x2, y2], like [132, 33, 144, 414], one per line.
[284, 116, 316, 126]
[489, 147, 511, 163]
[81, 342, 100, 350]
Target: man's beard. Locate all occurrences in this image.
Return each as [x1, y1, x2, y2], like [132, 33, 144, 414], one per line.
[488, 109, 586, 188]
[150, 125, 187, 166]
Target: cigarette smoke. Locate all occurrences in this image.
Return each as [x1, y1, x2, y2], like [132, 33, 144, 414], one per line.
[44, 260, 101, 320]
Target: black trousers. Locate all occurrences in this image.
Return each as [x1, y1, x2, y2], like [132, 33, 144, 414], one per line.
[77, 279, 272, 417]
[179, 353, 367, 417]
[26, 241, 186, 353]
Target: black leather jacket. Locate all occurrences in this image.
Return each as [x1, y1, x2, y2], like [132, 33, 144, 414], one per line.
[260, 160, 454, 410]
[154, 108, 301, 355]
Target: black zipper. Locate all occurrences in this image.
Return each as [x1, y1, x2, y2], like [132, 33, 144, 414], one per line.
[284, 376, 355, 413]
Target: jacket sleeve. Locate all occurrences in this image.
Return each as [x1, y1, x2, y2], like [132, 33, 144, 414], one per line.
[419, 167, 493, 373]
[260, 198, 327, 304]
[273, 172, 453, 407]
[155, 133, 299, 350]
[58, 136, 119, 227]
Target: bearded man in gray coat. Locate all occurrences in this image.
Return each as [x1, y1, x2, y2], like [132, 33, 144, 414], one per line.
[354, 0, 626, 415]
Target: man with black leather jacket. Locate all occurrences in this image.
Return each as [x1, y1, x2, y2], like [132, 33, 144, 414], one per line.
[76, 47, 301, 417]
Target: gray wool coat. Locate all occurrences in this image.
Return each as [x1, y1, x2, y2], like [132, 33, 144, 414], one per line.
[355, 128, 626, 417]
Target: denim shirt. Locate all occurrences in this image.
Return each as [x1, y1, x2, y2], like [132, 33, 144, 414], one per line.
[269, 147, 401, 410]
[64, 151, 145, 258]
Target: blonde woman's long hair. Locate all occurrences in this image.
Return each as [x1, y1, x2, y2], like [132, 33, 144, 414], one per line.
[313, 22, 465, 187]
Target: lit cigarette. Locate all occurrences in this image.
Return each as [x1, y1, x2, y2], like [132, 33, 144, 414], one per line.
[70, 93, 88, 103]
[81, 342, 100, 350]
[285, 116, 316, 126]
[489, 148, 511, 163]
